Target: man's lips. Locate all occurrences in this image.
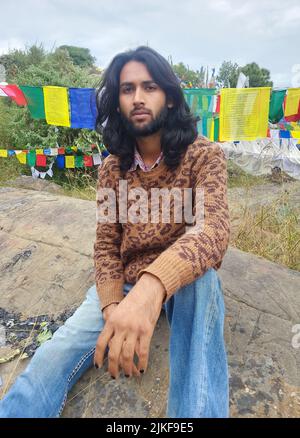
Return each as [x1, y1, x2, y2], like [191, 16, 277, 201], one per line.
[131, 110, 151, 117]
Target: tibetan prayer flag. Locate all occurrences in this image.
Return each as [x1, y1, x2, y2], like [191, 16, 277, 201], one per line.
[0, 149, 8, 157]
[269, 90, 286, 123]
[69, 88, 97, 129]
[65, 156, 75, 168]
[36, 149, 43, 155]
[279, 130, 291, 139]
[50, 148, 58, 156]
[219, 87, 271, 141]
[284, 88, 300, 122]
[184, 88, 216, 119]
[214, 117, 219, 141]
[27, 150, 36, 166]
[43, 86, 70, 127]
[92, 153, 102, 166]
[16, 152, 27, 164]
[58, 147, 65, 155]
[75, 155, 84, 168]
[83, 155, 93, 167]
[20, 86, 46, 119]
[56, 155, 65, 169]
[36, 154, 47, 166]
[291, 131, 300, 139]
[0, 84, 27, 106]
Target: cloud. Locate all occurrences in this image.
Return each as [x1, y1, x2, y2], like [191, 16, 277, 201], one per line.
[0, 0, 298, 87]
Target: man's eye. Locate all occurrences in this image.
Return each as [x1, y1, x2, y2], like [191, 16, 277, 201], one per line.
[122, 87, 132, 93]
[146, 85, 156, 90]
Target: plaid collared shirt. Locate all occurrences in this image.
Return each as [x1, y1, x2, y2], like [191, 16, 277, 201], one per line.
[129, 147, 164, 172]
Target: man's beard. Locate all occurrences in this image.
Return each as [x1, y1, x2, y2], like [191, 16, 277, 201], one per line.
[120, 105, 169, 137]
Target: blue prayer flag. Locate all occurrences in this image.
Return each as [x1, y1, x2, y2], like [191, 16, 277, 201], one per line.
[69, 88, 98, 129]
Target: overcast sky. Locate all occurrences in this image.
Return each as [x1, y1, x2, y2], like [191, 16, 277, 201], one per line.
[0, 0, 299, 87]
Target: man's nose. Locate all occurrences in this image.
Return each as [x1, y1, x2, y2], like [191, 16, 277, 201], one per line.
[133, 87, 145, 105]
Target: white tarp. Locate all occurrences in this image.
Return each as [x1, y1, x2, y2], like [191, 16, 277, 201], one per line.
[219, 138, 300, 180]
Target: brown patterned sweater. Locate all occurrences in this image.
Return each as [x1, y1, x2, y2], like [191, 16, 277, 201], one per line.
[94, 135, 230, 311]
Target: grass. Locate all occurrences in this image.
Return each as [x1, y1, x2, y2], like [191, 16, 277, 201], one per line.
[227, 160, 269, 188]
[0, 155, 97, 200]
[230, 191, 300, 271]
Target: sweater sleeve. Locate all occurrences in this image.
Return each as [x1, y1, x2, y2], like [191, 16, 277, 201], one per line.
[94, 156, 125, 311]
[136, 142, 230, 304]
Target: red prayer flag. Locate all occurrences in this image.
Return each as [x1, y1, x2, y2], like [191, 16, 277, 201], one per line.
[58, 147, 65, 155]
[0, 84, 27, 106]
[36, 154, 47, 166]
[83, 155, 93, 167]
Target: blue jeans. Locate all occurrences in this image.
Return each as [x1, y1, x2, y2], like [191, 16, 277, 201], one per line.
[0, 268, 229, 418]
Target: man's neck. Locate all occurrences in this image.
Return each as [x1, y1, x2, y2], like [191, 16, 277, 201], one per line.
[135, 131, 162, 167]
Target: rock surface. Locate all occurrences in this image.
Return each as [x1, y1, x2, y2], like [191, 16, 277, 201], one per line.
[0, 186, 299, 417]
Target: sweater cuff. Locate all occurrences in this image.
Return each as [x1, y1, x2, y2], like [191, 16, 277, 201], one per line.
[96, 280, 125, 311]
[137, 253, 190, 304]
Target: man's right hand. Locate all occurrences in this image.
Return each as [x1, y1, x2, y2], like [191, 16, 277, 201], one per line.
[102, 303, 119, 322]
[99, 302, 140, 377]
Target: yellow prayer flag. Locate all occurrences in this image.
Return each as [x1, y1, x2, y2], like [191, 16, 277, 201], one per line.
[43, 86, 70, 127]
[219, 87, 271, 141]
[291, 131, 300, 139]
[285, 88, 300, 117]
[290, 122, 300, 131]
[36, 149, 43, 154]
[209, 118, 215, 142]
[16, 152, 27, 164]
[65, 155, 75, 168]
[0, 149, 8, 157]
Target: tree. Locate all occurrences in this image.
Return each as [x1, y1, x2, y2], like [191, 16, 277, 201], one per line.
[0, 45, 101, 151]
[239, 62, 273, 87]
[216, 61, 239, 88]
[172, 62, 206, 88]
[0, 44, 46, 82]
[217, 60, 273, 88]
[58, 45, 96, 67]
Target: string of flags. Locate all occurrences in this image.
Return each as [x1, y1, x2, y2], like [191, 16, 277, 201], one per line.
[0, 82, 300, 140]
[0, 145, 110, 178]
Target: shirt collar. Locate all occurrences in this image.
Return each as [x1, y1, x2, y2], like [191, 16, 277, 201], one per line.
[129, 146, 164, 172]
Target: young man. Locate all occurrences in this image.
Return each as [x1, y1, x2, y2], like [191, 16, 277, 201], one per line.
[0, 46, 230, 418]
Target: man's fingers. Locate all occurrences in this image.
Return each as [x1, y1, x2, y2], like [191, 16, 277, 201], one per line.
[94, 325, 114, 368]
[137, 333, 151, 373]
[106, 334, 125, 378]
[120, 335, 138, 377]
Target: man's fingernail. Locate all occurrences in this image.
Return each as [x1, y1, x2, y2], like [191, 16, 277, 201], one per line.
[94, 363, 99, 369]
[140, 369, 144, 374]
[111, 375, 115, 379]
[125, 374, 130, 378]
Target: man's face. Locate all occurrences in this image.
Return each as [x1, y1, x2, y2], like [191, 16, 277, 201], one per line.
[119, 61, 169, 137]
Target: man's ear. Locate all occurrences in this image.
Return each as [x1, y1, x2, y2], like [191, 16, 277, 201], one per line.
[117, 107, 120, 113]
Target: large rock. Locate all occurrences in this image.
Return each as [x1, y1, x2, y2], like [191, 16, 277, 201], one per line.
[0, 186, 299, 417]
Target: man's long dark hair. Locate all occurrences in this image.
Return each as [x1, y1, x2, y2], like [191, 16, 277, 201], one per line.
[95, 46, 198, 174]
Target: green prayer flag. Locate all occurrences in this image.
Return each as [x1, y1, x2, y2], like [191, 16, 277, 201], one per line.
[75, 155, 84, 168]
[20, 86, 46, 120]
[183, 88, 216, 119]
[214, 117, 219, 141]
[269, 90, 286, 124]
[27, 150, 36, 167]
